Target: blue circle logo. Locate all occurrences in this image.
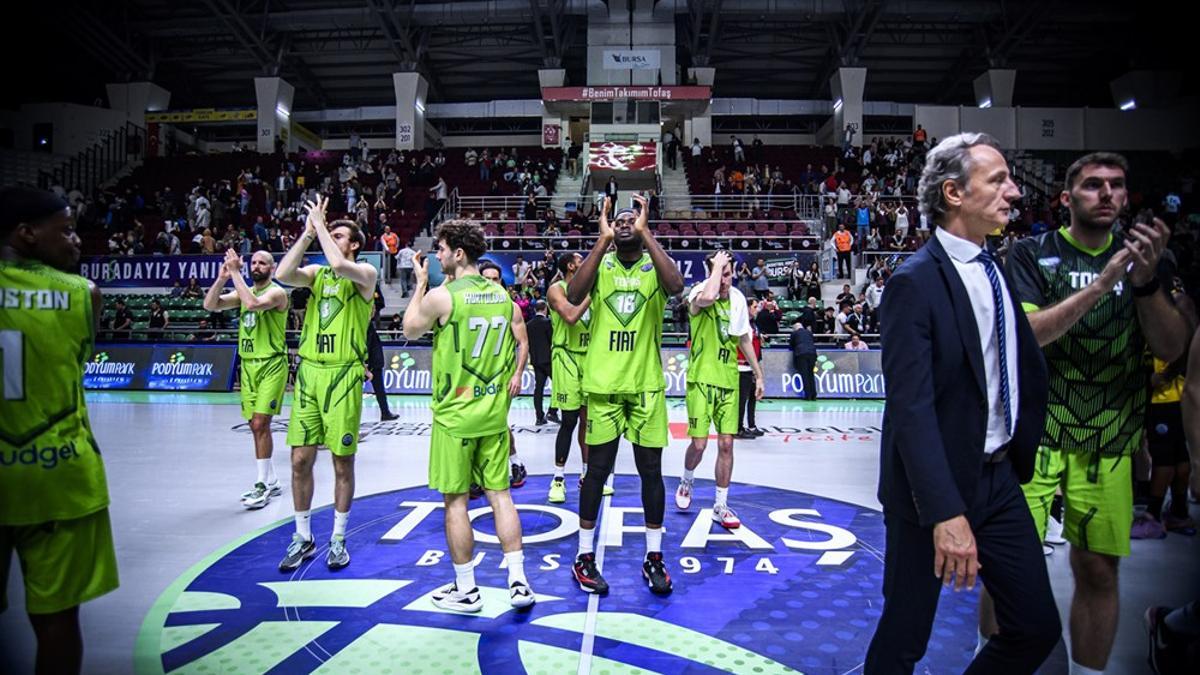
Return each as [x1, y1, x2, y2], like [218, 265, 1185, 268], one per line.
[136, 476, 976, 673]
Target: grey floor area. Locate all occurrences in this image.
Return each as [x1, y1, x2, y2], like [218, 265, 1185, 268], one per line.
[2, 393, 1197, 674]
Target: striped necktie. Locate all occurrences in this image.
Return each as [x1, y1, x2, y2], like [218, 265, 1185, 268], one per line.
[975, 249, 1012, 434]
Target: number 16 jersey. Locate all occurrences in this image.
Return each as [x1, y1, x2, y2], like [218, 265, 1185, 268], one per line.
[582, 252, 667, 394]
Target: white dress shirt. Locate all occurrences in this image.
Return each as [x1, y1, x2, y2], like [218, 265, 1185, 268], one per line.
[935, 228, 1019, 454]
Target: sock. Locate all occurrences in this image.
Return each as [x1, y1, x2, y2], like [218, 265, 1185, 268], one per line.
[715, 486, 729, 508]
[266, 458, 277, 483]
[577, 527, 595, 556]
[554, 465, 565, 480]
[974, 630, 990, 657]
[581, 462, 588, 478]
[510, 451, 523, 466]
[256, 458, 270, 485]
[1165, 600, 1200, 636]
[454, 561, 476, 591]
[682, 468, 694, 483]
[333, 510, 350, 538]
[1068, 661, 1103, 675]
[645, 527, 663, 557]
[294, 510, 312, 541]
[504, 550, 527, 585]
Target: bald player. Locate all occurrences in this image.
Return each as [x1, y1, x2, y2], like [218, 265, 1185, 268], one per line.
[204, 249, 290, 508]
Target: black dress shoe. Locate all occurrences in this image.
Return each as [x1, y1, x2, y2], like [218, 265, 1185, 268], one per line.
[546, 411, 561, 424]
[749, 427, 765, 436]
[736, 429, 756, 440]
[535, 417, 548, 426]
[381, 412, 399, 421]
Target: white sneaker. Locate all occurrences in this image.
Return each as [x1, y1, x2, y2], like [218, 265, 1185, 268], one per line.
[509, 580, 536, 609]
[1045, 514, 1066, 545]
[431, 582, 482, 613]
[712, 503, 741, 529]
[240, 480, 281, 501]
[675, 479, 693, 510]
[1042, 544, 1053, 556]
[241, 482, 273, 509]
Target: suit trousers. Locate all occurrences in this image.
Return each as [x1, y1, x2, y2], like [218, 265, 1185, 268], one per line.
[533, 362, 551, 419]
[864, 460, 1060, 674]
[793, 354, 817, 400]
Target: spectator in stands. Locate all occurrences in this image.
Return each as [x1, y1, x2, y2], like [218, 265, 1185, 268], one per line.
[348, 131, 362, 161]
[464, 148, 478, 166]
[732, 136, 745, 163]
[833, 224, 853, 278]
[169, 281, 184, 297]
[387, 313, 402, 334]
[913, 124, 927, 147]
[183, 277, 204, 300]
[380, 226, 399, 280]
[193, 318, 219, 342]
[691, 138, 703, 167]
[866, 227, 882, 252]
[512, 255, 531, 285]
[523, 193, 539, 221]
[395, 239, 416, 297]
[797, 297, 820, 328]
[756, 292, 782, 335]
[834, 301, 852, 339]
[844, 334, 869, 351]
[894, 203, 911, 238]
[788, 260, 807, 301]
[790, 319, 819, 401]
[820, 306, 837, 336]
[855, 199, 872, 250]
[112, 299, 133, 339]
[604, 176, 619, 213]
[148, 299, 169, 337]
[842, 124, 856, 153]
[846, 303, 867, 338]
[751, 257, 770, 299]
[866, 274, 885, 312]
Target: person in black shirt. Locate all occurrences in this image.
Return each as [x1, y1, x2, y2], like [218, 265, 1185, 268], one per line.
[112, 299, 133, 340]
[527, 300, 554, 425]
[366, 285, 397, 421]
[789, 320, 818, 400]
[148, 299, 169, 337]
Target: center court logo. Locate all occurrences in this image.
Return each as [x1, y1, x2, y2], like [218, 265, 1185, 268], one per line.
[135, 477, 975, 674]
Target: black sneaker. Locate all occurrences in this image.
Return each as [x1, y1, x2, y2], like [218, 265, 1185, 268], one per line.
[573, 553, 609, 594]
[510, 463, 528, 488]
[749, 426, 766, 436]
[279, 533, 316, 571]
[736, 429, 756, 440]
[535, 416, 548, 426]
[381, 411, 399, 422]
[642, 552, 673, 596]
[546, 410, 561, 424]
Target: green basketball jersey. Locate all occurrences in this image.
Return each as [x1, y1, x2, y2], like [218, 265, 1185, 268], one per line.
[550, 279, 591, 353]
[1009, 229, 1158, 456]
[687, 291, 741, 390]
[238, 282, 287, 360]
[431, 275, 516, 437]
[582, 252, 667, 394]
[298, 267, 371, 365]
[0, 259, 109, 525]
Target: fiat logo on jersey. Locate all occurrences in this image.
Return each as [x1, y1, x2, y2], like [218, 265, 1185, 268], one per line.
[137, 477, 977, 673]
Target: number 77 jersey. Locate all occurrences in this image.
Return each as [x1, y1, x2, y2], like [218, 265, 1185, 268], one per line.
[431, 275, 516, 437]
[0, 260, 110, 526]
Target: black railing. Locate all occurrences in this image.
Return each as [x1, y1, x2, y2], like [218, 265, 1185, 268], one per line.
[38, 122, 146, 193]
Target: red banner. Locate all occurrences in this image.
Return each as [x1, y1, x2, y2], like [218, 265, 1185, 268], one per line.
[588, 142, 657, 172]
[542, 123, 561, 147]
[542, 86, 711, 101]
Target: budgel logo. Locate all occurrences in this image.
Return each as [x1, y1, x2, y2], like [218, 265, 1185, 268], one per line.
[0, 441, 82, 470]
[84, 351, 136, 376]
[135, 476, 977, 673]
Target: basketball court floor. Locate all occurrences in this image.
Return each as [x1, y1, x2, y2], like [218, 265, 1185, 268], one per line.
[2, 393, 1197, 674]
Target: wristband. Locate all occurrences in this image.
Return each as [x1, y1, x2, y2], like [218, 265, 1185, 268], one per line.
[1132, 277, 1160, 297]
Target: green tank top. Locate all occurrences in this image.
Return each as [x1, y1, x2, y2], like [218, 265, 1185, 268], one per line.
[431, 275, 515, 436]
[0, 259, 109, 525]
[238, 282, 287, 360]
[688, 294, 741, 390]
[550, 279, 591, 353]
[297, 267, 372, 365]
[582, 252, 667, 394]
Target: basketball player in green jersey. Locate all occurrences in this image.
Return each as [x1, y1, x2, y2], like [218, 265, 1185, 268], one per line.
[275, 195, 376, 572]
[478, 261, 528, 489]
[674, 250, 764, 529]
[547, 252, 596, 503]
[1, 186, 117, 673]
[982, 153, 1191, 674]
[403, 219, 535, 611]
[203, 249, 289, 509]
[567, 194, 685, 596]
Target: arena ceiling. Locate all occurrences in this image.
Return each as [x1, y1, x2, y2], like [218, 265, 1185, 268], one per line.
[8, 1, 1188, 112]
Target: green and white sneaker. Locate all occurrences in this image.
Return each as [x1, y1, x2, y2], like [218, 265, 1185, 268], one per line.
[279, 533, 316, 571]
[327, 536, 351, 570]
[242, 482, 273, 510]
[431, 582, 483, 612]
[241, 480, 281, 501]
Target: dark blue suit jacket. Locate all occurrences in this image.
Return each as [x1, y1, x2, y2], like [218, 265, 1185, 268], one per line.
[877, 234, 1048, 527]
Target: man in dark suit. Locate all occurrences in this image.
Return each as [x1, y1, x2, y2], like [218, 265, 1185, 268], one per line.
[789, 319, 818, 400]
[367, 284, 398, 421]
[864, 133, 1059, 674]
[527, 299, 554, 425]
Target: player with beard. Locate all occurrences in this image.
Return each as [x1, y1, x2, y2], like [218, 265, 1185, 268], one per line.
[567, 195, 685, 596]
[1, 187, 116, 674]
[204, 249, 289, 508]
[403, 220, 534, 611]
[984, 153, 1191, 674]
[478, 261, 528, 490]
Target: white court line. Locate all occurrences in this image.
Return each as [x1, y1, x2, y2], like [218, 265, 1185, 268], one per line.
[576, 472, 614, 675]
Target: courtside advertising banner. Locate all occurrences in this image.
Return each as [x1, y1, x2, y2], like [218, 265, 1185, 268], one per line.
[470, 251, 818, 289]
[367, 346, 884, 399]
[84, 344, 237, 391]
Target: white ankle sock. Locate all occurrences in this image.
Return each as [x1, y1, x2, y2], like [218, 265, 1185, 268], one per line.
[577, 527, 595, 556]
[1068, 661, 1103, 675]
[256, 459, 270, 485]
[645, 527, 663, 556]
[715, 486, 729, 507]
[510, 451, 523, 466]
[581, 462, 588, 477]
[682, 468, 695, 482]
[333, 510, 349, 538]
[294, 510, 312, 540]
[265, 459, 277, 483]
[504, 550, 527, 585]
[453, 561, 476, 591]
[554, 465, 565, 480]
